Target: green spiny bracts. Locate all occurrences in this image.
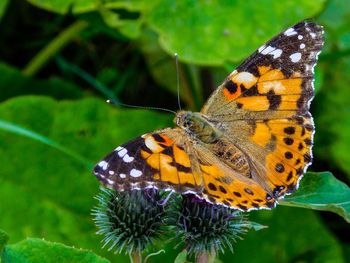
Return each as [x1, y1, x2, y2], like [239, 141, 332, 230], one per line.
[92, 187, 170, 254]
[176, 194, 250, 255]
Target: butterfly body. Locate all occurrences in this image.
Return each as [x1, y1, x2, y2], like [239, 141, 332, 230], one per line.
[94, 21, 324, 211]
[176, 111, 221, 143]
[176, 111, 251, 176]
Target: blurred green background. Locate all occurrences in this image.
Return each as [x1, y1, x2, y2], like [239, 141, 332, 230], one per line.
[0, 0, 349, 262]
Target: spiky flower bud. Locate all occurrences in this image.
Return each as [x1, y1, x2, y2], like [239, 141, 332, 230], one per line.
[176, 194, 250, 256]
[92, 187, 169, 255]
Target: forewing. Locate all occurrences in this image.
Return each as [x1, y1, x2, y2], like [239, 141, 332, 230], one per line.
[200, 21, 324, 200]
[201, 21, 324, 119]
[93, 128, 203, 193]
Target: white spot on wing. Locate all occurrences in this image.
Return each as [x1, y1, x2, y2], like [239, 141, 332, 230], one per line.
[123, 154, 134, 163]
[115, 146, 123, 151]
[234, 72, 256, 83]
[119, 173, 126, 179]
[130, 169, 142, 178]
[298, 35, 303, 40]
[270, 48, 282, 59]
[289, 52, 301, 63]
[258, 45, 266, 53]
[284, 27, 297, 36]
[261, 45, 275, 55]
[310, 32, 316, 39]
[118, 148, 127, 157]
[98, 161, 108, 170]
[260, 46, 282, 59]
[107, 179, 115, 185]
[300, 43, 305, 49]
[109, 170, 114, 175]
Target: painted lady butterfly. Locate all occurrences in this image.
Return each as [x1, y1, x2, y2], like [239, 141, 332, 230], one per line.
[93, 21, 324, 211]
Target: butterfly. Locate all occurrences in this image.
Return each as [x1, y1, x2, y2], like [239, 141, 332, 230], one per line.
[93, 21, 324, 211]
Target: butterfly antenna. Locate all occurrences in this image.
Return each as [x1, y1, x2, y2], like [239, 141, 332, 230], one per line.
[106, 99, 176, 115]
[175, 53, 182, 111]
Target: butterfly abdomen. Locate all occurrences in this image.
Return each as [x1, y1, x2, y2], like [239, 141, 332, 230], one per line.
[207, 138, 251, 177]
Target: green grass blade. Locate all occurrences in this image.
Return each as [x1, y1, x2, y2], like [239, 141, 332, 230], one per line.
[0, 119, 92, 168]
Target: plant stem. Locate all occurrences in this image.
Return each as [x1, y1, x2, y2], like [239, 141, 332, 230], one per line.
[129, 251, 142, 263]
[22, 20, 89, 77]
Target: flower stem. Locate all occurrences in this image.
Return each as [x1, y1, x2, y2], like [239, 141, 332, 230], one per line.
[22, 20, 89, 77]
[129, 251, 142, 263]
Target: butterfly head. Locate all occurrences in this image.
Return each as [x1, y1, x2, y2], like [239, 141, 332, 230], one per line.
[175, 111, 200, 131]
[175, 111, 218, 143]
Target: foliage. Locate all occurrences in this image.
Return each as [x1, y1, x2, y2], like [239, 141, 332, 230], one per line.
[0, 0, 349, 262]
[0, 230, 108, 263]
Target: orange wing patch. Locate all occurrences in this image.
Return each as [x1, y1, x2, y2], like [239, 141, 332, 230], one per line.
[249, 116, 314, 197]
[223, 71, 258, 101]
[250, 122, 272, 148]
[199, 162, 275, 210]
[141, 133, 201, 190]
[235, 96, 270, 111]
[222, 67, 303, 112]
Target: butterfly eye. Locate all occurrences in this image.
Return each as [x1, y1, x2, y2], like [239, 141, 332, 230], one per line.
[184, 119, 193, 128]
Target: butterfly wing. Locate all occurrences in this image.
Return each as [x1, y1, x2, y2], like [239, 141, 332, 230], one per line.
[93, 128, 277, 210]
[93, 128, 204, 193]
[202, 21, 323, 117]
[93, 21, 324, 211]
[200, 21, 324, 200]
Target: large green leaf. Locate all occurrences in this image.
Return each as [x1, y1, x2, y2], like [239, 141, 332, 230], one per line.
[24, 0, 154, 39]
[282, 172, 350, 223]
[0, 96, 171, 261]
[147, 0, 326, 65]
[221, 206, 344, 262]
[1, 238, 109, 263]
[26, 0, 159, 14]
[25, 0, 97, 14]
[26, 0, 326, 66]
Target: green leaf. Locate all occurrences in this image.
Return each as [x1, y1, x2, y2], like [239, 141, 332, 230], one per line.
[147, 0, 326, 65]
[221, 206, 344, 262]
[318, 0, 350, 50]
[0, 119, 91, 167]
[138, 30, 203, 110]
[0, 230, 9, 253]
[0, 96, 171, 261]
[1, 238, 109, 263]
[0, 62, 83, 101]
[25, 1, 147, 39]
[0, 0, 8, 20]
[313, 58, 350, 179]
[26, 0, 159, 14]
[99, 8, 142, 39]
[281, 172, 350, 223]
[26, 0, 97, 14]
[245, 222, 268, 231]
[174, 250, 188, 263]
